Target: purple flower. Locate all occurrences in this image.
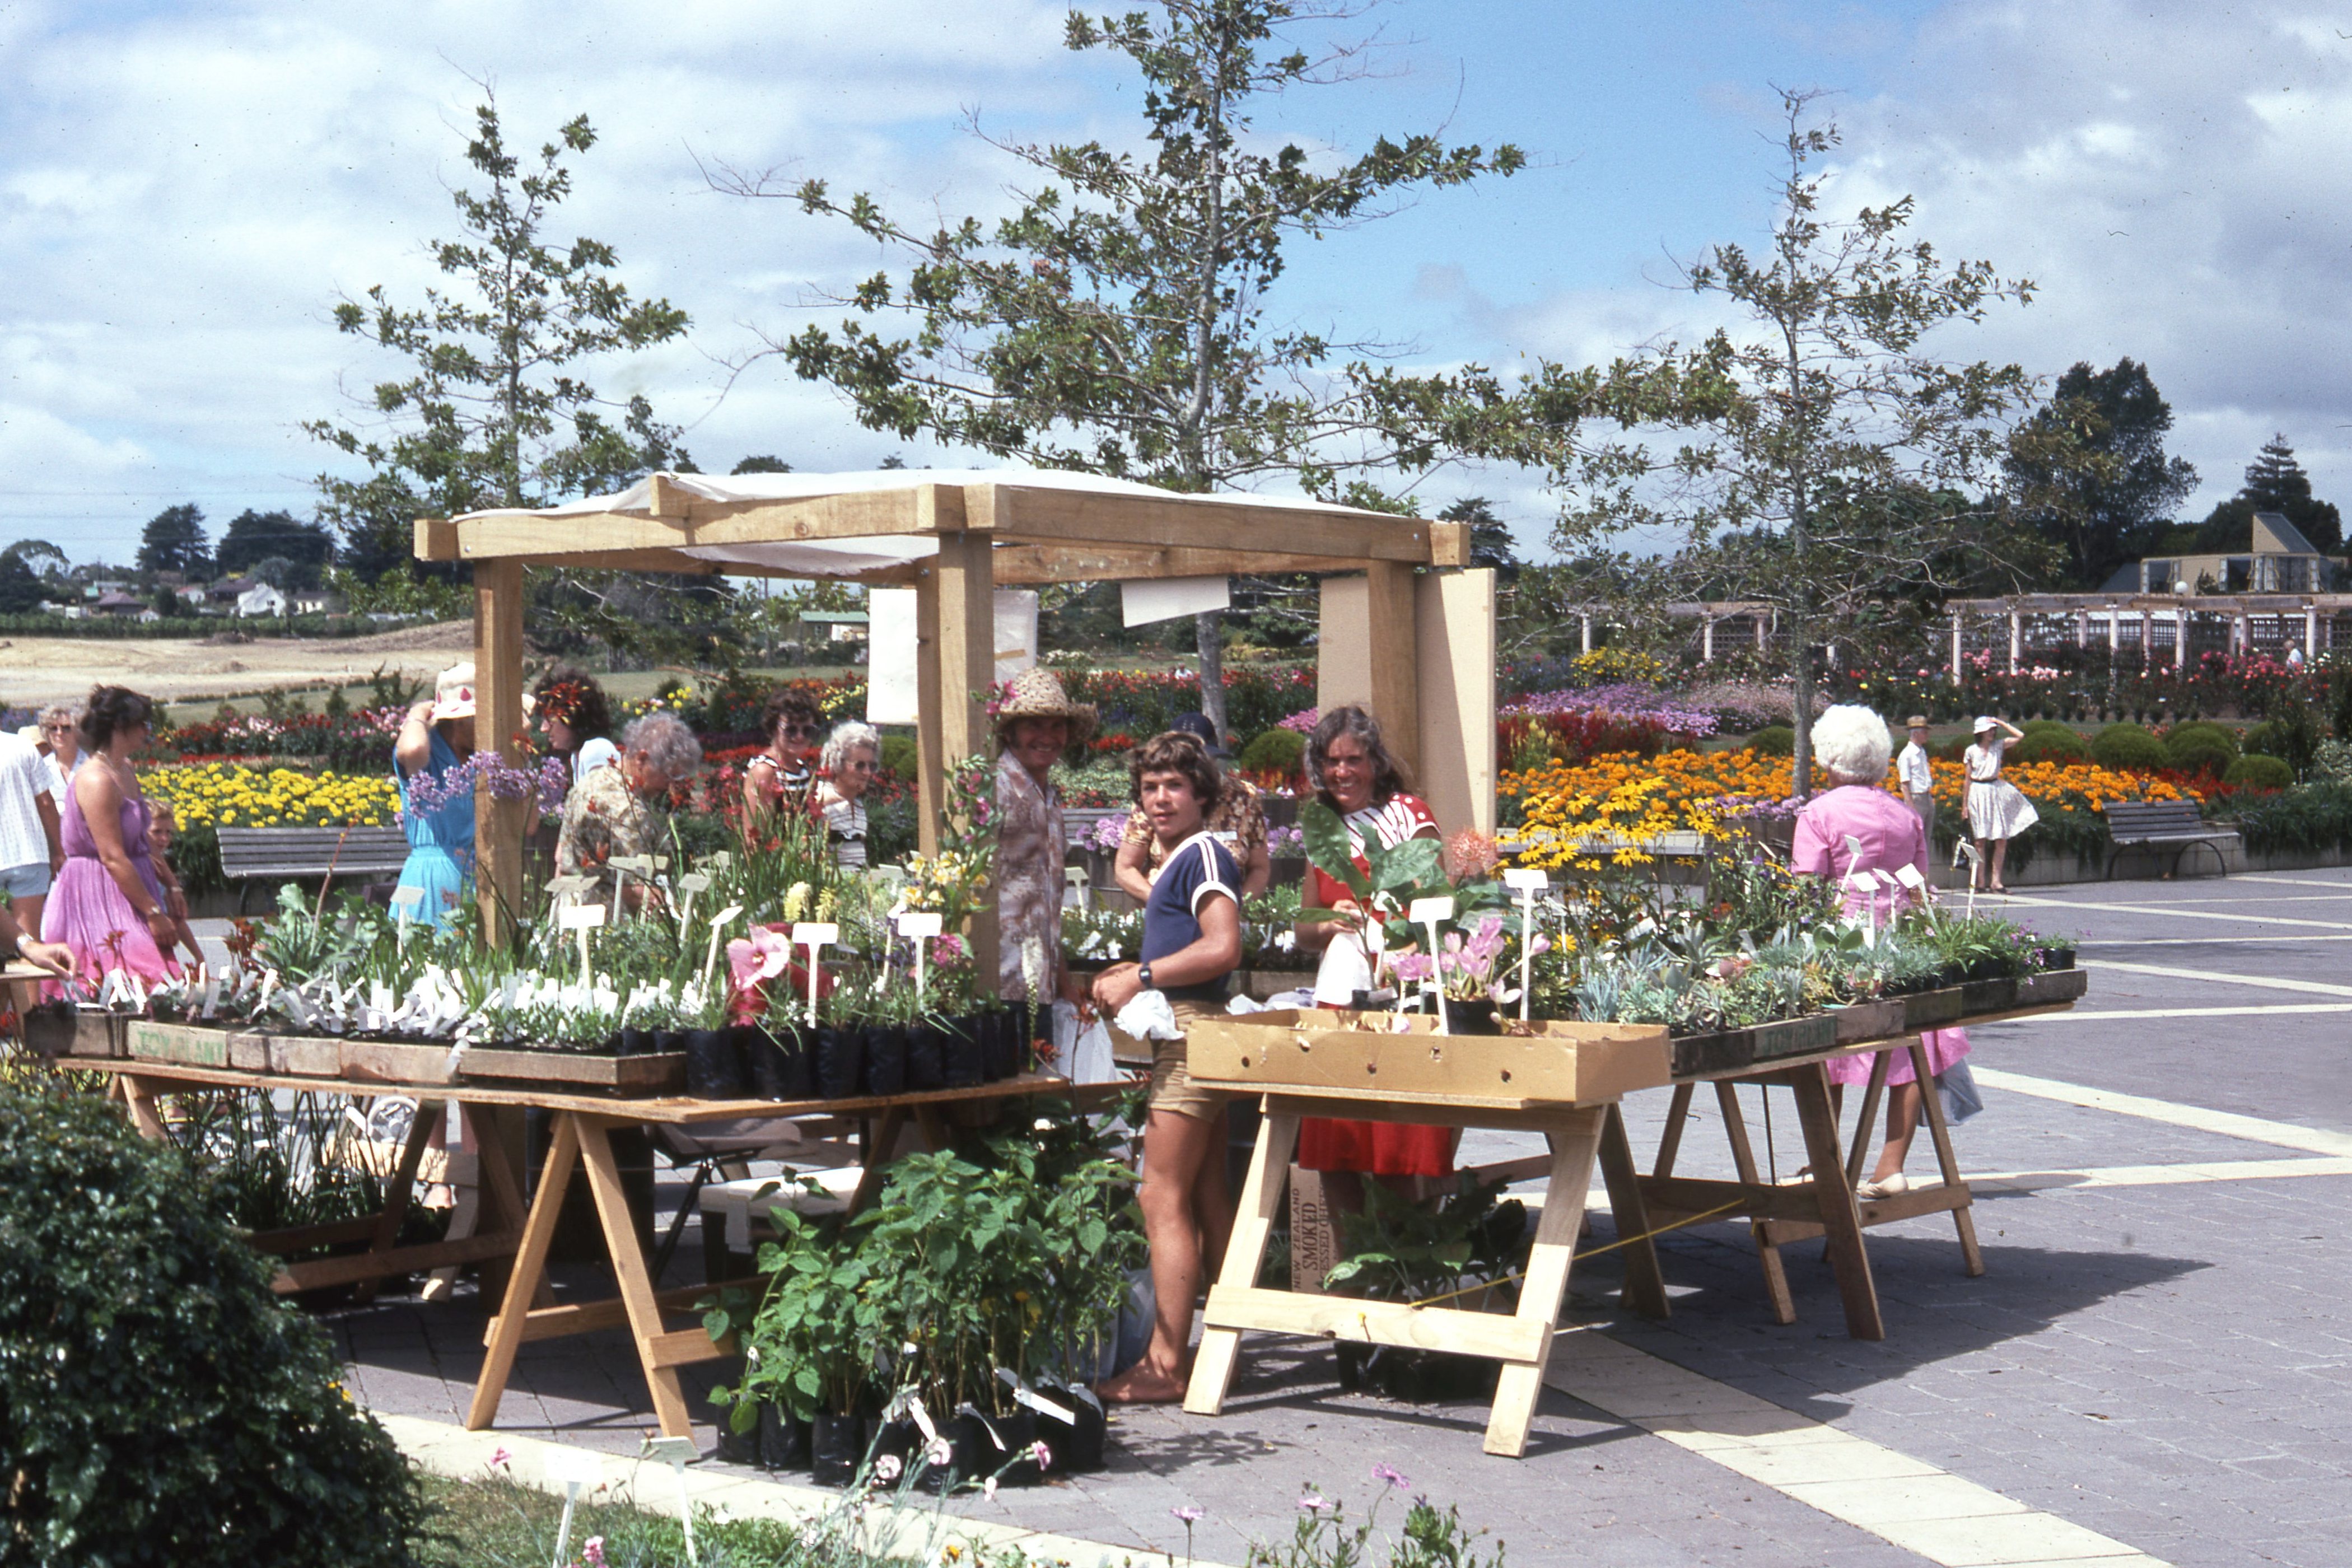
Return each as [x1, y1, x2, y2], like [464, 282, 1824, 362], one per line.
[1371, 1463, 1410, 1489]
[1171, 1505, 1206, 1524]
[1298, 1492, 1331, 1513]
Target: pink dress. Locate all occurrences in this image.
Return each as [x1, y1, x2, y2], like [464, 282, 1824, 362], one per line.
[1790, 783, 1967, 1089]
[43, 774, 181, 990]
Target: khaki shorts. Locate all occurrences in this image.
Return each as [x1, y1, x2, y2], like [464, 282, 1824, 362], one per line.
[1146, 997, 1227, 1122]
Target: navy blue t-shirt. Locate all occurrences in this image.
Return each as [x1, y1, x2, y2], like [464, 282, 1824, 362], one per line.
[1140, 830, 1241, 1002]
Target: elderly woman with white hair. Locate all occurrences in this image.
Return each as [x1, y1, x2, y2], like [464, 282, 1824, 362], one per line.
[556, 711, 703, 912]
[811, 721, 881, 871]
[1790, 704, 1971, 1199]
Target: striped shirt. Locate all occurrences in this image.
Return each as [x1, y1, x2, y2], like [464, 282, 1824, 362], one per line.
[0, 733, 53, 871]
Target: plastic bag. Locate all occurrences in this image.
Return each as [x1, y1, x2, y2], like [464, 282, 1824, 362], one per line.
[1113, 988, 1183, 1042]
[1311, 931, 1374, 1006]
[1936, 1058, 1984, 1124]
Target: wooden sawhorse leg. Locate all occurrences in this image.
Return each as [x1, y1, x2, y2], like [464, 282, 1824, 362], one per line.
[115, 1072, 169, 1141]
[1183, 1101, 1300, 1417]
[1713, 1081, 1796, 1324]
[1911, 1038, 1985, 1277]
[469, 1112, 578, 1432]
[1597, 1104, 1669, 1319]
[1790, 1064, 1883, 1340]
[1484, 1106, 1606, 1456]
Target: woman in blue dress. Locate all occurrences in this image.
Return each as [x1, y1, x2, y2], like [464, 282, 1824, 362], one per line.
[393, 662, 479, 926]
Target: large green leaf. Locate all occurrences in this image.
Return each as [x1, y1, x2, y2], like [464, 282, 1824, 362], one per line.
[1301, 800, 1370, 900]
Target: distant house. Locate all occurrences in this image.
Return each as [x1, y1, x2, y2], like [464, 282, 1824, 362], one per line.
[801, 610, 870, 643]
[92, 590, 148, 617]
[235, 584, 288, 618]
[2126, 511, 2336, 594]
[206, 577, 256, 606]
[175, 584, 209, 607]
[289, 589, 347, 617]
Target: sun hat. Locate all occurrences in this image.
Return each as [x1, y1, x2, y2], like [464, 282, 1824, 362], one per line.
[1905, 715, 1929, 730]
[430, 661, 478, 723]
[992, 668, 1096, 744]
[1972, 715, 1999, 734]
[1169, 710, 1231, 758]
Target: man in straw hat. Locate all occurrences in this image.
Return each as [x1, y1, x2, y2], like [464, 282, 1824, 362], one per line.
[1896, 715, 1936, 841]
[993, 669, 1097, 1005]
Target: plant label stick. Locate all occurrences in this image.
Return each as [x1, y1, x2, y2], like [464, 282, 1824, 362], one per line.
[389, 884, 424, 949]
[543, 1446, 604, 1568]
[641, 1436, 701, 1565]
[674, 871, 712, 937]
[792, 922, 839, 1026]
[703, 904, 744, 990]
[610, 854, 657, 923]
[558, 901, 606, 983]
[1408, 895, 1455, 1030]
[895, 910, 944, 1006]
[1502, 869, 1547, 1020]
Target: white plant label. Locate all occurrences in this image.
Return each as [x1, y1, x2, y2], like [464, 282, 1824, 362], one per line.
[793, 922, 838, 1025]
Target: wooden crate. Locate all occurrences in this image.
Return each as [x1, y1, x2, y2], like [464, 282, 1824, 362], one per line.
[459, 1046, 685, 1094]
[124, 1019, 230, 1068]
[1187, 1010, 1670, 1106]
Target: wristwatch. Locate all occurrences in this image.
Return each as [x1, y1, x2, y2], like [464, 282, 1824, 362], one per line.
[1138, 961, 1155, 990]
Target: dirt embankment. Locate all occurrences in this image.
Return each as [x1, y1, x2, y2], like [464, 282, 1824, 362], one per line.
[0, 622, 475, 706]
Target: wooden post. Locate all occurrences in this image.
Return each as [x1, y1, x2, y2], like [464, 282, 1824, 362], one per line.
[2006, 608, 2022, 674]
[914, 486, 997, 983]
[1365, 561, 1421, 786]
[1949, 608, 1962, 682]
[1415, 569, 1496, 836]
[473, 561, 527, 943]
[1756, 612, 1768, 653]
[1579, 614, 1593, 655]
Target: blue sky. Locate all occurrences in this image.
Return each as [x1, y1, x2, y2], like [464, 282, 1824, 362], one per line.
[3, 0, 2346, 565]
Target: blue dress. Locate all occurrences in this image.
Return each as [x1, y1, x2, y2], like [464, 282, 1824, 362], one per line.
[395, 729, 475, 926]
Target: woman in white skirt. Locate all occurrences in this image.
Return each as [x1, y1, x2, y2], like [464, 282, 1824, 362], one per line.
[1964, 715, 2037, 894]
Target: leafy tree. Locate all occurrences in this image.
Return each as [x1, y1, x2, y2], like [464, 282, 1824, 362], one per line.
[2185, 434, 2342, 556]
[216, 508, 335, 584]
[0, 552, 48, 614]
[137, 503, 212, 577]
[2, 539, 68, 577]
[2005, 358, 2198, 589]
[1519, 94, 2062, 795]
[747, 0, 1523, 732]
[731, 454, 793, 475]
[307, 94, 692, 585]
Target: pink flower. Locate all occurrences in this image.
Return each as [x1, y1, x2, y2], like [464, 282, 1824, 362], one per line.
[489, 1446, 512, 1470]
[1298, 1492, 1331, 1513]
[582, 1538, 605, 1567]
[983, 1476, 999, 1501]
[1371, 1462, 1410, 1489]
[1029, 1440, 1051, 1472]
[727, 926, 793, 995]
[872, 1453, 903, 1483]
[1172, 1505, 1206, 1524]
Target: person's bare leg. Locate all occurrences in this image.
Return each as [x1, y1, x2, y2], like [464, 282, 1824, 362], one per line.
[1871, 1082, 1922, 1182]
[1989, 837, 2010, 893]
[10, 892, 43, 1020]
[1194, 1118, 1234, 1282]
[1973, 836, 1992, 891]
[1098, 1106, 1221, 1404]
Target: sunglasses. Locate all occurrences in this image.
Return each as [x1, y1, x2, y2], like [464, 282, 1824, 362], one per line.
[781, 724, 819, 740]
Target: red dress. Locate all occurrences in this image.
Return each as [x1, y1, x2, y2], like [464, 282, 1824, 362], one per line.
[1298, 793, 1454, 1178]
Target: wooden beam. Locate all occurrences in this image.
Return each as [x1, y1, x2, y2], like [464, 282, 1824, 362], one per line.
[988, 544, 1350, 585]
[1429, 519, 1472, 568]
[497, 549, 719, 575]
[646, 473, 690, 520]
[451, 489, 933, 559]
[414, 517, 459, 562]
[986, 483, 1433, 561]
[917, 500, 998, 986]
[473, 560, 528, 945]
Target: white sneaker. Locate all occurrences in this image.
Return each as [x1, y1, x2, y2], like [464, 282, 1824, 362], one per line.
[1857, 1172, 1910, 1201]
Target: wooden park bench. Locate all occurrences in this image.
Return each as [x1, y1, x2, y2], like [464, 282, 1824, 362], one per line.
[2103, 800, 2239, 880]
[216, 824, 412, 913]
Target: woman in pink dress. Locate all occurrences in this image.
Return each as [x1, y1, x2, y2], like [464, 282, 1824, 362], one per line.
[43, 686, 184, 990]
[1790, 704, 1968, 1200]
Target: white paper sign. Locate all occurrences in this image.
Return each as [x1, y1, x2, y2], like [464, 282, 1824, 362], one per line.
[791, 922, 839, 948]
[1122, 574, 1230, 628]
[866, 587, 921, 725]
[1502, 869, 1548, 892]
[894, 911, 944, 939]
[557, 904, 608, 931]
[1407, 895, 1456, 924]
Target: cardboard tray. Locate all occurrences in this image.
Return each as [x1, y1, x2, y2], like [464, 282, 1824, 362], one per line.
[1186, 1010, 1672, 1107]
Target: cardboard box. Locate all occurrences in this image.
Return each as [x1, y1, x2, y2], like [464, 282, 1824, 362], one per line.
[1187, 1010, 1670, 1106]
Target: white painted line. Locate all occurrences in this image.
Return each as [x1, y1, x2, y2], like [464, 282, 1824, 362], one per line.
[2079, 958, 2352, 998]
[2083, 934, 2352, 946]
[2016, 1003, 2352, 1021]
[1968, 1156, 2352, 1192]
[2000, 893, 2352, 932]
[2227, 874, 2352, 889]
[1972, 1067, 2352, 1158]
[1545, 1334, 2165, 1565]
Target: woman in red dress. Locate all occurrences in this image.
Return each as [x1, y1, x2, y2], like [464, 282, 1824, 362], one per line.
[1294, 704, 1452, 1179]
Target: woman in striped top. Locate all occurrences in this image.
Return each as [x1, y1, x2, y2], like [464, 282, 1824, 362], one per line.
[811, 721, 879, 871]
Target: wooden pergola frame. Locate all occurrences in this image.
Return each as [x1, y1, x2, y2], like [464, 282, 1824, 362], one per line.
[416, 472, 1496, 944]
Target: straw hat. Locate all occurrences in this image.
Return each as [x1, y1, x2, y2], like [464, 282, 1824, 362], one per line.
[993, 668, 1096, 744]
[430, 661, 478, 723]
[1905, 714, 1929, 730]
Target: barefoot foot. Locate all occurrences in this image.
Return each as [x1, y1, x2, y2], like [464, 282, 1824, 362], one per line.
[1096, 1366, 1189, 1404]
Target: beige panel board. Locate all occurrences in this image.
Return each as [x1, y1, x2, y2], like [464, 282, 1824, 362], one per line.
[1318, 576, 1373, 713]
[1417, 568, 1498, 837]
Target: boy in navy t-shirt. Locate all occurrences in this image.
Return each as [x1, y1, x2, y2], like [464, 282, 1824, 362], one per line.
[1090, 731, 1243, 1404]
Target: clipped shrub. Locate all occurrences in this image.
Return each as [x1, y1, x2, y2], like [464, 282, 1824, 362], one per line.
[2009, 729, 2087, 764]
[2224, 754, 2295, 790]
[879, 732, 918, 781]
[1748, 725, 1795, 757]
[2090, 723, 2168, 772]
[2019, 719, 2080, 742]
[2164, 722, 2239, 777]
[1238, 727, 1307, 778]
[0, 1084, 425, 1566]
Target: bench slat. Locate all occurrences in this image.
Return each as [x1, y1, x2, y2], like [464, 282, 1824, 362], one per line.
[216, 826, 412, 879]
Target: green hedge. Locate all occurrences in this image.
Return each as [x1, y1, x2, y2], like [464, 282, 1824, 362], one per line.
[0, 1082, 425, 1565]
[2091, 724, 2168, 771]
[2224, 754, 2295, 790]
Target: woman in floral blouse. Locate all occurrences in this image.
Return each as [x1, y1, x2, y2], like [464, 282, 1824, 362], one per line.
[993, 669, 1094, 1005]
[556, 713, 702, 912]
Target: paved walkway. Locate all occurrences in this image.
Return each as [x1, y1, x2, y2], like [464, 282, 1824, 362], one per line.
[333, 871, 2352, 1567]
